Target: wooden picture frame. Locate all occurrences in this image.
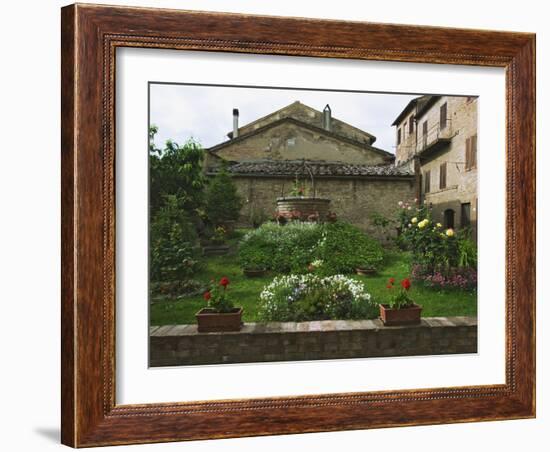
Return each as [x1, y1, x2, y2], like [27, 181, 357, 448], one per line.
[61, 3, 535, 447]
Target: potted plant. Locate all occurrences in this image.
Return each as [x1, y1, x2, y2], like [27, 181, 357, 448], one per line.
[196, 277, 243, 332]
[241, 253, 267, 277]
[379, 277, 422, 326]
[202, 226, 230, 256]
[355, 265, 377, 276]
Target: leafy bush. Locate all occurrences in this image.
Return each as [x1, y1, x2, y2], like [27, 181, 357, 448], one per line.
[395, 200, 473, 272]
[150, 195, 202, 285]
[315, 222, 384, 273]
[205, 166, 243, 226]
[238, 222, 322, 273]
[259, 274, 375, 321]
[238, 221, 384, 275]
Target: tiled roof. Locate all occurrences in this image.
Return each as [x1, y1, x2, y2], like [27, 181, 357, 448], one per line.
[209, 160, 414, 178]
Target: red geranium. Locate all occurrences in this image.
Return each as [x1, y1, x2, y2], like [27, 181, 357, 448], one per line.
[203, 291, 211, 301]
[401, 278, 411, 290]
[388, 277, 395, 284]
[220, 277, 230, 288]
[386, 284, 393, 289]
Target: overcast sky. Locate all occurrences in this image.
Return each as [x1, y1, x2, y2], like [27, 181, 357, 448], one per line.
[149, 83, 418, 154]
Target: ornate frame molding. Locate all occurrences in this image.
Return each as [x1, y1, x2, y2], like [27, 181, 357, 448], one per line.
[61, 4, 535, 447]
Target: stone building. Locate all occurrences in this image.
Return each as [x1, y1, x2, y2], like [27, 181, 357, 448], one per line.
[393, 95, 478, 236]
[205, 101, 416, 238]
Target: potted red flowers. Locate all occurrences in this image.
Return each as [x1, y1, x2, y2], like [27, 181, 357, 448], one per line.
[379, 277, 422, 326]
[196, 277, 243, 332]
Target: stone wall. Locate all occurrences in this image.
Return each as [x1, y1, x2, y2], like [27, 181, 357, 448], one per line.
[234, 175, 415, 241]
[150, 316, 477, 367]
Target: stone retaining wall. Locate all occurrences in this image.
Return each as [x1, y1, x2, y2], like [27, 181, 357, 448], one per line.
[150, 316, 477, 367]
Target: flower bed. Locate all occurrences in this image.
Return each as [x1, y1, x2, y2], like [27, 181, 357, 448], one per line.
[411, 264, 477, 291]
[259, 274, 375, 322]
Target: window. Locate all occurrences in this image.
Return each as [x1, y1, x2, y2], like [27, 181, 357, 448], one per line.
[422, 121, 428, 148]
[461, 203, 471, 228]
[439, 162, 447, 189]
[409, 116, 414, 134]
[424, 170, 431, 194]
[465, 134, 478, 170]
[397, 127, 401, 145]
[444, 209, 455, 229]
[440, 102, 447, 130]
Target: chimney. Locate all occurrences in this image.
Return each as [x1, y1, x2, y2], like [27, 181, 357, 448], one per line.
[232, 108, 239, 138]
[323, 104, 332, 131]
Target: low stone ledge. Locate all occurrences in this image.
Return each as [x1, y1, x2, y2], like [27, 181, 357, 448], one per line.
[150, 316, 477, 367]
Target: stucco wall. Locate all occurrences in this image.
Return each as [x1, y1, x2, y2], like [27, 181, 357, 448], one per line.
[393, 96, 478, 235]
[419, 97, 478, 233]
[233, 175, 415, 240]
[236, 101, 375, 145]
[212, 121, 387, 165]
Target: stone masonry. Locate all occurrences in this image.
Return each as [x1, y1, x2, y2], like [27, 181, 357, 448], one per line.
[149, 316, 477, 367]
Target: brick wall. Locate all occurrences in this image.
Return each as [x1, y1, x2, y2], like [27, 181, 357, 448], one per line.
[150, 316, 477, 367]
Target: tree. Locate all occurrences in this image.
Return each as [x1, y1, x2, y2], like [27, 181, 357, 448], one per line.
[149, 195, 201, 282]
[148, 126, 206, 216]
[204, 165, 243, 226]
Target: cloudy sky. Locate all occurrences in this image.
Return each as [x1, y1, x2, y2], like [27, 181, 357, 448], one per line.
[149, 83, 418, 154]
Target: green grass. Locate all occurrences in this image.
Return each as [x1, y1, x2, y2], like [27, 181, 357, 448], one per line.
[150, 246, 477, 326]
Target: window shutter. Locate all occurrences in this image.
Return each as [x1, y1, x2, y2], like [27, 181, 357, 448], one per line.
[440, 103, 447, 130]
[424, 170, 430, 193]
[472, 134, 477, 169]
[465, 137, 471, 170]
[439, 162, 447, 189]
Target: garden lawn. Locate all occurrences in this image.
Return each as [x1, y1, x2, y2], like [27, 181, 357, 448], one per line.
[150, 250, 477, 326]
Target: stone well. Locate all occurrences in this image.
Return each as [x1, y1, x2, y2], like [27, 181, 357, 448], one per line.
[276, 197, 331, 221]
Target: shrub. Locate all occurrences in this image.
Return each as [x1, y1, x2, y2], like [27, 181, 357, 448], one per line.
[150, 195, 202, 285]
[259, 274, 375, 321]
[238, 221, 384, 275]
[238, 222, 322, 273]
[315, 222, 384, 273]
[205, 166, 243, 226]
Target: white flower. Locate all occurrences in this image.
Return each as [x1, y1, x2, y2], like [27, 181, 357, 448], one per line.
[398, 201, 403, 207]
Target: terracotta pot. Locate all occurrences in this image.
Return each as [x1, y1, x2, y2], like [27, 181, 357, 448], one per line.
[379, 303, 422, 326]
[243, 268, 267, 277]
[196, 307, 243, 332]
[356, 267, 376, 276]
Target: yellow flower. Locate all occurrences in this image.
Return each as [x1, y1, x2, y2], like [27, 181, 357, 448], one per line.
[411, 217, 418, 224]
[418, 219, 429, 229]
[436, 223, 442, 228]
[446, 228, 455, 237]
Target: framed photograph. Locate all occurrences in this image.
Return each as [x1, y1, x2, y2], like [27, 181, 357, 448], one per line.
[61, 3, 535, 447]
